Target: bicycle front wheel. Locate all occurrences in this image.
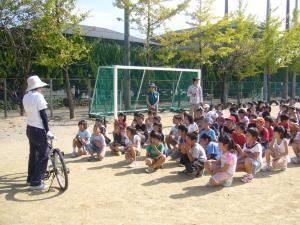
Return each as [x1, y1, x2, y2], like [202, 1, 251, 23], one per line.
[52, 149, 69, 191]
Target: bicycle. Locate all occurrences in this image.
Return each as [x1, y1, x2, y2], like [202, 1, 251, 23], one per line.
[44, 135, 70, 191]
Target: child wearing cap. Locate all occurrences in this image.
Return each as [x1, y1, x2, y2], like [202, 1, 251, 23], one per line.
[236, 128, 263, 183]
[146, 83, 159, 113]
[222, 116, 236, 136]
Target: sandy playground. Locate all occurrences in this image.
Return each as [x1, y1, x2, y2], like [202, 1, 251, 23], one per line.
[1, 105, 300, 225]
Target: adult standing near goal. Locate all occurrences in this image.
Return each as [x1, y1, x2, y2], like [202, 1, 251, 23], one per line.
[23, 75, 52, 191]
[187, 77, 203, 117]
[146, 83, 159, 114]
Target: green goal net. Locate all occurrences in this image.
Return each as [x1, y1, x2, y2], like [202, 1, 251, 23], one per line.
[89, 65, 201, 118]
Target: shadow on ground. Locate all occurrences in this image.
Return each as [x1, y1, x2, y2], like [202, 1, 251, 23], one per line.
[0, 172, 63, 202]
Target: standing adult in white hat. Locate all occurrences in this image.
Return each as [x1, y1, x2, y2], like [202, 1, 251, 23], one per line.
[187, 77, 203, 117]
[23, 75, 52, 191]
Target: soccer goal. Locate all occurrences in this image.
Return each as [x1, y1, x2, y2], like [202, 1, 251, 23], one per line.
[89, 65, 201, 118]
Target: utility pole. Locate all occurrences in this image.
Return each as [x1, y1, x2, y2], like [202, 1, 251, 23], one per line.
[283, 0, 290, 99]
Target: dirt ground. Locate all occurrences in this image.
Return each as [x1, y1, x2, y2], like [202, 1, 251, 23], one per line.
[1, 106, 300, 225]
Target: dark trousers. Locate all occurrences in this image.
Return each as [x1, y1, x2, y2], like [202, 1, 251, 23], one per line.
[180, 154, 205, 174]
[26, 125, 49, 186]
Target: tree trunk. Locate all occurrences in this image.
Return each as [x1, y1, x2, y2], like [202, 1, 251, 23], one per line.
[237, 80, 241, 106]
[64, 67, 75, 119]
[283, 68, 289, 100]
[267, 73, 271, 102]
[145, 2, 151, 66]
[263, 66, 268, 101]
[225, 0, 228, 15]
[283, 0, 290, 100]
[123, 4, 131, 110]
[221, 73, 228, 104]
[292, 71, 297, 99]
[19, 77, 27, 116]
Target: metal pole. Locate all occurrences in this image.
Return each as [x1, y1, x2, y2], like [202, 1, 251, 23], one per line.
[88, 78, 91, 114]
[171, 71, 183, 107]
[114, 66, 118, 119]
[135, 70, 146, 110]
[4, 78, 7, 118]
[50, 79, 53, 118]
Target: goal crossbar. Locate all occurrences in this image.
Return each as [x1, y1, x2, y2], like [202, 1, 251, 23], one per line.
[92, 65, 201, 118]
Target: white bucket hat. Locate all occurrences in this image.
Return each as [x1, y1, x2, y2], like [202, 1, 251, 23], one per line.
[26, 75, 48, 91]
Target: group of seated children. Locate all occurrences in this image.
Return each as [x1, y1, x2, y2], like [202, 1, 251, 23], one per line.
[71, 100, 300, 186]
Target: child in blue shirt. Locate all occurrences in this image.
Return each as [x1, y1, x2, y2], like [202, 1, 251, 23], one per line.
[72, 120, 91, 157]
[146, 83, 159, 113]
[200, 133, 220, 160]
[199, 117, 216, 141]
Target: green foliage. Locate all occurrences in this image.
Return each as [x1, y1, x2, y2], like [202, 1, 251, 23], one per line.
[34, 0, 89, 70]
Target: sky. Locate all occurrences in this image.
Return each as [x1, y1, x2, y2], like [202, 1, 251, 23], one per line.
[76, 0, 299, 38]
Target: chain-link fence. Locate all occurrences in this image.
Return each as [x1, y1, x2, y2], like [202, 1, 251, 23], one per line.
[0, 78, 298, 118]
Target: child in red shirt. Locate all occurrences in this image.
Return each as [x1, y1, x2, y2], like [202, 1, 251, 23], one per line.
[264, 116, 274, 142]
[232, 122, 246, 148]
[255, 117, 269, 153]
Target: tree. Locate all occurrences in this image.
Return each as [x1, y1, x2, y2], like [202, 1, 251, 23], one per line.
[35, 0, 89, 119]
[132, 0, 190, 66]
[0, 0, 43, 115]
[220, 1, 261, 105]
[289, 0, 300, 98]
[283, 0, 291, 99]
[114, 0, 133, 109]
[259, 7, 284, 101]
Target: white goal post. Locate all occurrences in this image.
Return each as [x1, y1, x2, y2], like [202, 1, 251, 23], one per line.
[110, 65, 201, 118]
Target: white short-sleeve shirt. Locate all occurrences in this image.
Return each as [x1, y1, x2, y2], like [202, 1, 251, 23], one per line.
[125, 135, 141, 151]
[188, 122, 198, 133]
[243, 142, 263, 164]
[23, 91, 48, 129]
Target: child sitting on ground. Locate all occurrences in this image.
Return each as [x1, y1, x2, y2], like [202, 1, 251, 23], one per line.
[184, 114, 199, 134]
[87, 124, 106, 161]
[152, 123, 165, 143]
[264, 116, 274, 142]
[236, 128, 263, 183]
[95, 118, 111, 144]
[238, 109, 249, 127]
[124, 126, 142, 168]
[200, 133, 220, 160]
[72, 120, 91, 157]
[111, 113, 127, 155]
[292, 127, 300, 164]
[170, 124, 188, 161]
[145, 131, 167, 173]
[166, 115, 182, 153]
[131, 112, 139, 126]
[179, 132, 207, 177]
[263, 126, 290, 171]
[135, 113, 148, 145]
[204, 134, 237, 187]
[255, 117, 269, 154]
[145, 111, 155, 132]
[199, 117, 217, 141]
[232, 122, 246, 149]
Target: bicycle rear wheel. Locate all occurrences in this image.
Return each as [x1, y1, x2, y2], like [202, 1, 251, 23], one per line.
[52, 148, 69, 191]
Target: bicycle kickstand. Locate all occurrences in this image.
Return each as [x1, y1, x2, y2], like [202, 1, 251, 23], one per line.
[47, 174, 56, 192]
